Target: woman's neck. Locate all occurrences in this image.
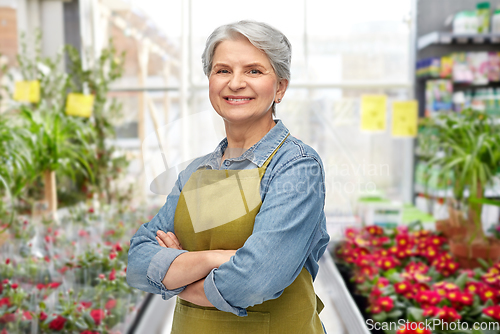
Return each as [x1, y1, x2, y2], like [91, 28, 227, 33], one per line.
[222, 117, 276, 160]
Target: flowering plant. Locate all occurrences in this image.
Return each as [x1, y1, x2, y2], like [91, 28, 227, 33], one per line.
[336, 225, 500, 334]
[0, 204, 158, 334]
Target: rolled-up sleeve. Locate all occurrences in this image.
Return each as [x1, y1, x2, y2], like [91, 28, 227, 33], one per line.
[204, 155, 328, 316]
[126, 177, 188, 299]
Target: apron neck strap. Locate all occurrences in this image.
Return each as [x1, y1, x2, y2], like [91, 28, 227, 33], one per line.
[261, 133, 290, 169]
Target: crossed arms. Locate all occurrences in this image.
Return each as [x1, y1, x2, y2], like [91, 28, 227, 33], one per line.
[156, 230, 235, 307]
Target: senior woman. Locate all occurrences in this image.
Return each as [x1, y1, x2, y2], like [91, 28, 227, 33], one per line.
[127, 20, 330, 333]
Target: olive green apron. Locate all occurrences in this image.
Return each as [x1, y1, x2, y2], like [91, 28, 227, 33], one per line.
[172, 135, 324, 334]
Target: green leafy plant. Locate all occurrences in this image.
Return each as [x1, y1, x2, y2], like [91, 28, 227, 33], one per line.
[18, 107, 95, 213]
[428, 110, 500, 243]
[65, 42, 127, 205]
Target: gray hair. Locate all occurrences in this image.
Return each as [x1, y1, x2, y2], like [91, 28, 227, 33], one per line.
[202, 20, 292, 114]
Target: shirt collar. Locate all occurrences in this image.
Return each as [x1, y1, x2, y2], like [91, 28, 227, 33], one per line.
[198, 119, 290, 170]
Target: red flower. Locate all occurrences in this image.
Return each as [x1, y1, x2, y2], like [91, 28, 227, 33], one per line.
[394, 281, 412, 294]
[345, 227, 359, 239]
[396, 322, 432, 334]
[457, 292, 474, 306]
[22, 311, 32, 321]
[109, 269, 116, 281]
[441, 306, 461, 322]
[36, 283, 46, 290]
[90, 309, 105, 325]
[109, 252, 117, 260]
[48, 282, 61, 289]
[352, 247, 370, 257]
[365, 225, 383, 236]
[480, 287, 498, 303]
[377, 277, 389, 288]
[370, 236, 390, 247]
[5, 259, 10, 265]
[376, 256, 400, 270]
[105, 299, 117, 310]
[465, 281, 483, 294]
[39, 312, 48, 321]
[395, 234, 412, 248]
[10, 283, 18, 290]
[98, 274, 105, 279]
[369, 288, 382, 303]
[80, 301, 92, 309]
[422, 247, 439, 261]
[412, 283, 430, 294]
[371, 304, 383, 314]
[483, 305, 500, 321]
[447, 290, 460, 302]
[0, 313, 15, 323]
[0, 297, 11, 307]
[49, 315, 66, 331]
[428, 236, 446, 247]
[114, 242, 123, 252]
[88, 208, 95, 214]
[405, 262, 429, 275]
[376, 297, 394, 312]
[58, 266, 69, 274]
[415, 291, 441, 305]
[423, 306, 441, 317]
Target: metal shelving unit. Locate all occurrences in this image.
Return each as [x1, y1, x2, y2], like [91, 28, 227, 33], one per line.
[418, 31, 500, 50]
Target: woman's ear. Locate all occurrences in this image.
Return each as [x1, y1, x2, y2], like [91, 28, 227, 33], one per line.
[276, 79, 289, 102]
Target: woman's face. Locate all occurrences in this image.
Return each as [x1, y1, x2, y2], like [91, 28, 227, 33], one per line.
[209, 36, 287, 125]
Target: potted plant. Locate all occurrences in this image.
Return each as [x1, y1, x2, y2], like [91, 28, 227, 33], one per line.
[65, 43, 127, 205]
[427, 109, 500, 267]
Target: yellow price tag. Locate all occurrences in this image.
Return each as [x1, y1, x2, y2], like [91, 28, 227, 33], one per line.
[13, 81, 40, 103]
[392, 101, 418, 137]
[65, 93, 94, 118]
[360, 95, 387, 132]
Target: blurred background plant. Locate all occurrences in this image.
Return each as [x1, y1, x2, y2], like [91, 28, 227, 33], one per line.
[65, 43, 129, 206]
[0, 29, 147, 333]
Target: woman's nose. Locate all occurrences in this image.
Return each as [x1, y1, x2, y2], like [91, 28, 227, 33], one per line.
[227, 73, 246, 91]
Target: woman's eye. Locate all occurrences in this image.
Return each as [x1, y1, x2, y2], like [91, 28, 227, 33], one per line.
[249, 69, 261, 74]
[217, 69, 229, 74]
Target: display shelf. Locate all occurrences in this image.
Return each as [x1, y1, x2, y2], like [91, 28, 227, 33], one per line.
[418, 31, 500, 50]
[320, 249, 370, 334]
[414, 184, 500, 198]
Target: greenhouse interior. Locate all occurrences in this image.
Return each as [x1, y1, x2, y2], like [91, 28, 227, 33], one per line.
[1, 0, 500, 333]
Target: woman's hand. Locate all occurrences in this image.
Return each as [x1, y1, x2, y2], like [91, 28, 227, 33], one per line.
[157, 230, 237, 291]
[155, 230, 236, 267]
[156, 230, 183, 250]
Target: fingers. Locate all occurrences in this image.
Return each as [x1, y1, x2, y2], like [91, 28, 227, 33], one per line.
[166, 231, 181, 249]
[156, 231, 183, 250]
[156, 235, 167, 247]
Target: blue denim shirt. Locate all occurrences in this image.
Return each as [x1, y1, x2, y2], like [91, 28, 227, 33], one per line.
[127, 120, 330, 317]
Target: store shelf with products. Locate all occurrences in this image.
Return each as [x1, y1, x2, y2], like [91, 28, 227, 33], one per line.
[418, 31, 500, 50]
[413, 0, 500, 227]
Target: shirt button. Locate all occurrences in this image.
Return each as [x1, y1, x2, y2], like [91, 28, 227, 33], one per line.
[224, 160, 231, 167]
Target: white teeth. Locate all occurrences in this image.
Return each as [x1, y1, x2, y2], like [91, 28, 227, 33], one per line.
[227, 98, 251, 101]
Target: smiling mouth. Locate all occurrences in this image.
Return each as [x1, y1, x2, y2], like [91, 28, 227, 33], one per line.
[224, 97, 253, 101]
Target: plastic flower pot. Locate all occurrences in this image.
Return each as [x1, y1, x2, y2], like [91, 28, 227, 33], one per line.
[435, 219, 467, 239]
[449, 237, 500, 269]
